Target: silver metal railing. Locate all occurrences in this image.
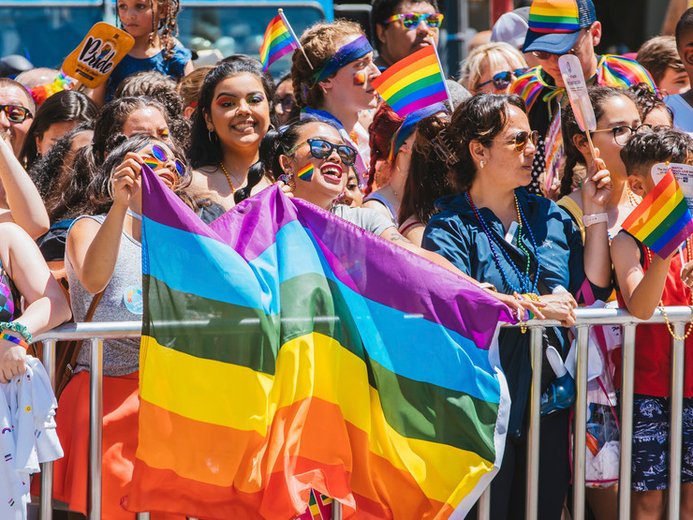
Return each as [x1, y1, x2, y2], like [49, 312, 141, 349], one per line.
[29, 307, 693, 519]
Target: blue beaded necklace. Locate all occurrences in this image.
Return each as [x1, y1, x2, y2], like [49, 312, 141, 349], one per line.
[465, 190, 541, 294]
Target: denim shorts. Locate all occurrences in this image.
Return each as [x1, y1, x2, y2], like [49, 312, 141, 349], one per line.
[631, 395, 693, 491]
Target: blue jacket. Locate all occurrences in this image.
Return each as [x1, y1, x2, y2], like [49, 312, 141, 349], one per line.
[422, 188, 610, 436]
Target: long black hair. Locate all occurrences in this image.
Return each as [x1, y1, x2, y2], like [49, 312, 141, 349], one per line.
[18, 90, 97, 169]
[189, 57, 275, 170]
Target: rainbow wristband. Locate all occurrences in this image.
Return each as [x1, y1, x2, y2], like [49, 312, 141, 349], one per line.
[0, 321, 32, 344]
[1, 333, 28, 349]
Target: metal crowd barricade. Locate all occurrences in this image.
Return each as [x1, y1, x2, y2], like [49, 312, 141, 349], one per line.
[30, 306, 692, 520]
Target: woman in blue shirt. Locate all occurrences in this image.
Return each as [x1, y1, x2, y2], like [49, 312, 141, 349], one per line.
[420, 94, 613, 520]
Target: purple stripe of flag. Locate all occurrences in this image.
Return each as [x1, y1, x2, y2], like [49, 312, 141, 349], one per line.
[396, 91, 449, 117]
[141, 165, 224, 243]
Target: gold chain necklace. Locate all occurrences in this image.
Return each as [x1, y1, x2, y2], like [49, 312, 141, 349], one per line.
[645, 239, 693, 341]
[219, 162, 236, 194]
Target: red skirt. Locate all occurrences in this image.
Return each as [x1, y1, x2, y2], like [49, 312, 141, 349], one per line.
[48, 371, 184, 520]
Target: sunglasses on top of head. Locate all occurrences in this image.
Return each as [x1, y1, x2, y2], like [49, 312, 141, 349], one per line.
[140, 144, 187, 177]
[384, 12, 444, 30]
[476, 68, 528, 90]
[287, 138, 357, 166]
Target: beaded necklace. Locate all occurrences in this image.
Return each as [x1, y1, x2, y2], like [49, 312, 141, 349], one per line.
[644, 238, 693, 341]
[465, 191, 541, 294]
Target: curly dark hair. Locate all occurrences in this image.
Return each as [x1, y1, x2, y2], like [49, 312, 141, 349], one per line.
[628, 82, 673, 125]
[621, 127, 693, 176]
[414, 93, 526, 193]
[189, 57, 275, 170]
[18, 90, 97, 170]
[83, 133, 190, 215]
[116, 0, 181, 59]
[560, 86, 637, 197]
[28, 122, 94, 222]
[92, 96, 171, 164]
[114, 70, 190, 149]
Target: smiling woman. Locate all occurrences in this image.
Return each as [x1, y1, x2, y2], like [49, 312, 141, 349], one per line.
[188, 57, 275, 219]
[292, 21, 382, 183]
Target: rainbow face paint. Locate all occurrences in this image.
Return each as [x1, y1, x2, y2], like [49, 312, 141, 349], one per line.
[353, 71, 367, 86]
[297, 163, 315, 182]
[312, 35, 373, 84]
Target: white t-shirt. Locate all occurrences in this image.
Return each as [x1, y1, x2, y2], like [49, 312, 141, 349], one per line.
[665, 94, 693, 134]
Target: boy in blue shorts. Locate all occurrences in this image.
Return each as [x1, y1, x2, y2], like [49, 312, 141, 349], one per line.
[611, 127, 693, 517]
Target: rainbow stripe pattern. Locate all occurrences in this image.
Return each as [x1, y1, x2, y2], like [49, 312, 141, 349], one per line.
[510, 55, 656, 111]
[622, 170, 693, 259]
[259, 15, 299, 71]
[371, 45, 448, 118]
[528, 0, 580, 33]
[127, 165, 513, 518]
[297, 163, 314, 181]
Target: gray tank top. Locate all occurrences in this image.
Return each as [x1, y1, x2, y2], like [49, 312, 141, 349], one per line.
[66, 214, 142, 376]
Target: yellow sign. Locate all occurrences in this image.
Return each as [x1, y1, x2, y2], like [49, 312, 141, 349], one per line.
[61, 22, 135, 89]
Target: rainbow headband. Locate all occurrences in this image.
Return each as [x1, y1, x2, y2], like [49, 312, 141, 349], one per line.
[389, 102, 448, 161]
[312, 35, 373, 84]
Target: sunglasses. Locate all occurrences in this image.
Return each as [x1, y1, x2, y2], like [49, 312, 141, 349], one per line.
[287, 138, 357, 166]
[0, 104, 32, 124]
[140, 144, 186, 177]
[531, 28, 590, 61]
[507, 130, 539, 152]
[476, 68, 528, 91]
[384, 12, 444, 30]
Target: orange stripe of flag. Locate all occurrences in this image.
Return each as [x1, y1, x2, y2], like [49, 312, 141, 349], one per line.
[621, 171, 677, 230]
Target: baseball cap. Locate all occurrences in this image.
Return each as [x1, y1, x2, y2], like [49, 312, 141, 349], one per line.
[491, 7, 530, 50]
[522, 0, 597, 55]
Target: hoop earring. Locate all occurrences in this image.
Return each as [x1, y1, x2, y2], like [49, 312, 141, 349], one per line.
[208, 130, 217, 143]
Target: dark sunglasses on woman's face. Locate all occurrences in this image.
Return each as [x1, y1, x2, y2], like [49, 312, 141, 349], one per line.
[288, 138, 357, 166]
[476, 68, 528, 91]
[508, 130, 539, 152]
[140, 144, 187, 177]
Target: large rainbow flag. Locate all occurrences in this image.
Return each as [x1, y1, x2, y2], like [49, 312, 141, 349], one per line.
[127, 166, 513, 519]
[622, 170, 693, 259]
[259, 14, 299, 71]
[372, 45, 448, 118]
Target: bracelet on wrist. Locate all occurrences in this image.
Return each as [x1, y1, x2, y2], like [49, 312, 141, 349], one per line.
[0, 333, 28, 349]
[0, 322, 32, 344]
[582, 213, 608, 228]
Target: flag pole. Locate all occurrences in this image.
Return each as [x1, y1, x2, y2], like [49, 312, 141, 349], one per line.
[278, 8, 314, 70]
[431, 43, 453, 111]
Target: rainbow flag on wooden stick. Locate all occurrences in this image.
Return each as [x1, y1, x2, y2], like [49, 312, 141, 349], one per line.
[372, 45, 448, 117]
[622, 170, 693, 259]
[259, 12, 299, 71]
[127, 165, 513, 519]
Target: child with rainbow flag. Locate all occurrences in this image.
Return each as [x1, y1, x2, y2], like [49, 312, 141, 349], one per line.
[611, 127, 693, 517]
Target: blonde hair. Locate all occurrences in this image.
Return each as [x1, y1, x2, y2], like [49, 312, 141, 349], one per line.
[177, 65, 213, 108]
[291, 20, 364, 108]
[459, 42, 527, 93]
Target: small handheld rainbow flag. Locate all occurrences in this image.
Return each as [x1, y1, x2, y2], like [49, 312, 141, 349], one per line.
[259, 11, 300, 71]
[371, 45, 448, 118]
[622, 170, 693, 259]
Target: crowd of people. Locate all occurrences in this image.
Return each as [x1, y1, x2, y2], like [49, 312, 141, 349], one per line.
[0, 0, 692, 517]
